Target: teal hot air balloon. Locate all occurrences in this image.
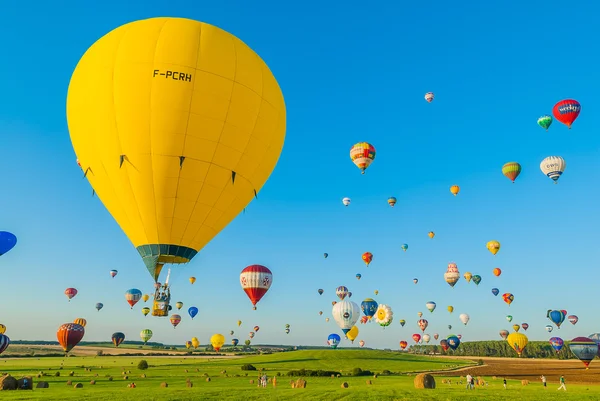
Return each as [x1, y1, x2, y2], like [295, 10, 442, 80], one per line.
[547, 309, 567, 328]
[401, 244, 408, 252]
[472, 275, 482, 285]
[569, 337, 598, 368]
[537, 115, 553, 131]
[324, 253, 328, 258]
[491, 288, 499, 296]
[95, 302, 103, 311]
[361, 298, 378, 320]
[356, 273, 361, 280]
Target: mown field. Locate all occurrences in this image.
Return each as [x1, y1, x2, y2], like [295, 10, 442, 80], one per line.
[1, 349, 599, 400]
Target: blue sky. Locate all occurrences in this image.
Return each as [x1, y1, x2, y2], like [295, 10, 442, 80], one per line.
[0, 0, 598, 349]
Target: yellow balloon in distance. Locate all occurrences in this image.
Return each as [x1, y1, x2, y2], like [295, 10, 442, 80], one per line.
[66, 18, 286, 281]
[210, 333, 225, 352]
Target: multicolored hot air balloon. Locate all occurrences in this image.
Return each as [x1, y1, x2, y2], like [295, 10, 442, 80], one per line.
[362, 252, 373, 266]
[0, 232, 17, 256]
[552, 99, 581, 129]
[125, 289, 142, 309]
[401, 243, 408, 252]
[142, 307, 150, 316]
[359, 340, 365, 348]
[328, 333, 341, 349]
[545, 325, 553, 333]
[188, 306, 198, 320]
[175, 301, 183, 310]
[506, 315, 513, 322]
[170, 314, 182, 328]
[450, 185, 460, 196]
[417, 319, 428, 332]
[426, 302, 436, 313]
[399, 319, 406, 327]
[109, 270, 118, 278]
[388, 197, 397, 207]
[400, 340, 408, 350]
[464, 272, 472, 283]
[73, 318, 87, 328]
[569, 337, 598, 368]
[506, 332, 528, 356]
[112, 332, 125, 347]
[240, 265, 273, 310]
[254, 326, 260, 332]
[487, 240, 500, 256]
[0, 334, 9, 356]
[342, 197, 351, 206]
[140, 329, 153, 344]
[57, 323, 85, 353]
[512, 324, 520, 332]
[547, 309, 567, 328]
[361, 298, 378, 320]
[413, 278, 418, 284]
[324, 253, 328, 258]
[447, 335, 460, 350]
[502, 162, 522, 183]
[356, 273, 361, 280]
[95, 303, 103, 311]
[375, 305, 393, 328]
[521, 323, 529, 331]
[444, 263, 460, 287]
[439, 339, 449, 351]
[67, 18, 287, 284]
[568, 315, 579, 325]
[472, 275, 481, 286]
[211, 334, 225, 352]
[65, 288, 78, 301]
[502, 293, 514, 306]
[499, 330, 509, 340]
[549, 337, 564, 353]
[540, 156, 566, 183]
[537, 115, 553, 131]
[231, 339, 239, 346]
[336, 286, 349, 301]
[350, 142, 376, 174]
[424, 92, 434, 103]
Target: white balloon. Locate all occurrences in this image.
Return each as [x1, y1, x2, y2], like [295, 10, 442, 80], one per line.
[342, 197, 351, 206]
[459, 313, 470, 325]
[332, 300, 360, 334]
[540, 156, 566, 183]
[423, 334, 431, 343]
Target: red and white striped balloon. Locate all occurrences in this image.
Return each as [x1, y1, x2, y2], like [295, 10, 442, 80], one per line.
[240, 265, 273, 310]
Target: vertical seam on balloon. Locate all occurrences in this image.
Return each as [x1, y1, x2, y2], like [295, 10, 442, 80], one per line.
[149, 20, 170, 253]
[185, 34, 238, 247]
[170, 23, 204, 247]
[102, 24, 147, 252]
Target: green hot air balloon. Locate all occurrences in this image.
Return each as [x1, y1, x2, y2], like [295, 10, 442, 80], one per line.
[140, 329, 153, 344]
[472, 275, 482, 285]
[538, 115, 553, 131]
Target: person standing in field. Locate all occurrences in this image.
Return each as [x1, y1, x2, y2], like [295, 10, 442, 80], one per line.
[465, 374, 472, 389]
[558, 376, 566, 391]
[503, 378, 507, 389]
[541, 375, 547, 388]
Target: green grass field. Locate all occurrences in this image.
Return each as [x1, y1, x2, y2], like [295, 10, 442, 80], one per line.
[1, 349, 598, 400]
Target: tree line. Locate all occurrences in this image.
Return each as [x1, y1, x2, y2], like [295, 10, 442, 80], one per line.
[409, 340, 581, 359]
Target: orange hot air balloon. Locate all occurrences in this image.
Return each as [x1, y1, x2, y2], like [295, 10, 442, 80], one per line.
[428, 231, 435, 239]
[502, 293, 514, 306]
[399, 340, 408, 350]
[450, 185, 460, 196]
[189, 277, 196, 285]
[493, 268, 502, 277]
[362, 252, 373, 266]
[57, 323, 85, 353]
[350, 142, 376, 174]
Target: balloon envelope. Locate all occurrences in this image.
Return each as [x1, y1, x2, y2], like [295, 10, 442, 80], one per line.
[0, 232, 17, 256]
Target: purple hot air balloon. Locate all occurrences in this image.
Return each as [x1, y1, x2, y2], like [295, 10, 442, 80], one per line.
[549, 337, 564, 353]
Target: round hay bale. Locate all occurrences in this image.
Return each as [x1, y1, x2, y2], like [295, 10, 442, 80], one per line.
[185, 369, 188, 373]
[186, 381, 193, 388]
[414, 373, 435, 389]
[341, 382, 349, 388]
[366, 380, 372, 385]
[69, 371, 75, 377]
[108, 377, 113, 381]
[221, 370, 227, 374]
[0, 375, 18, 390]
[373, 374, 378, 379]
[140, 374, 146, 378]
[160, 382, 168, 388]
[90, 380, 96, 385]
[295, 379, 307, 388]
[66, 380, 72, 386]
[123, 376, 128, 380]
[36, 374, 41, 378]
[36, 381, 49, 388]
[54, 372, 60, 377]
[331, 374, 335, 378]
[206, 377, 211, 382]
[521, 380, 529, 386]
[73, 383, 83, 388]
[250, 379, 254, 384]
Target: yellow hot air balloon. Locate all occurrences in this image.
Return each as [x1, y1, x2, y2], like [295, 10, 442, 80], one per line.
[67, 18, 287, 282]
[464, 272, 472, 283]
[450, 185, 460, 196]
[0, 324, 5, 334]
[189, 277, 196, 285]
[191, 337, 200, 349]
[73, 318, 87, 328]
[142, 294, 150, 302]
[512, 324, 520, 332]
[185, 341, 192, 349]
[428, 231, 435, 239]
[210, 333, 225, 352]
[142, 307, 150, 316]
[506, 332, 528, 356]
[346, 326, 359, 343]
[374, 290, 379, 295]
[487, 240, 501, 256]
[237, 320, 242, 327]
[447, 306, 454, 313]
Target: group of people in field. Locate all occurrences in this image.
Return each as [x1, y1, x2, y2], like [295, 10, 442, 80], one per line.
[461, 374, 566, 391]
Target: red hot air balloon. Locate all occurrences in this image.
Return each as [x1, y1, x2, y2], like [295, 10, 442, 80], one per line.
[240, 265, 273, 310]
[412, 333, 421, 343]
[57, 323, 85, 353]
[399, 340, 408, 350]
[552, 99, 581, 129]
[64, 288, 78, 301]
[170, 314, 182, 328]
[362, 252, 373, 266]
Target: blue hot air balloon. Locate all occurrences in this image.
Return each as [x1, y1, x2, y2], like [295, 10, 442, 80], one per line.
[491, 288, 499, 296]
[472, 275, 482, 285]
[569, 337, 598, 368]
[327, 333, 341, 349]
[0, 232, 17, 256]
[361, 298, 378, 320]
[231, 338, 239, 346]
[547, 309, 567, 328]
[188, 306, 198, 320]
[356, 273, 361, 280]
[549, 337, 564, 353]
[447, 335, 460, 350]
[95, 302, 104, 311]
